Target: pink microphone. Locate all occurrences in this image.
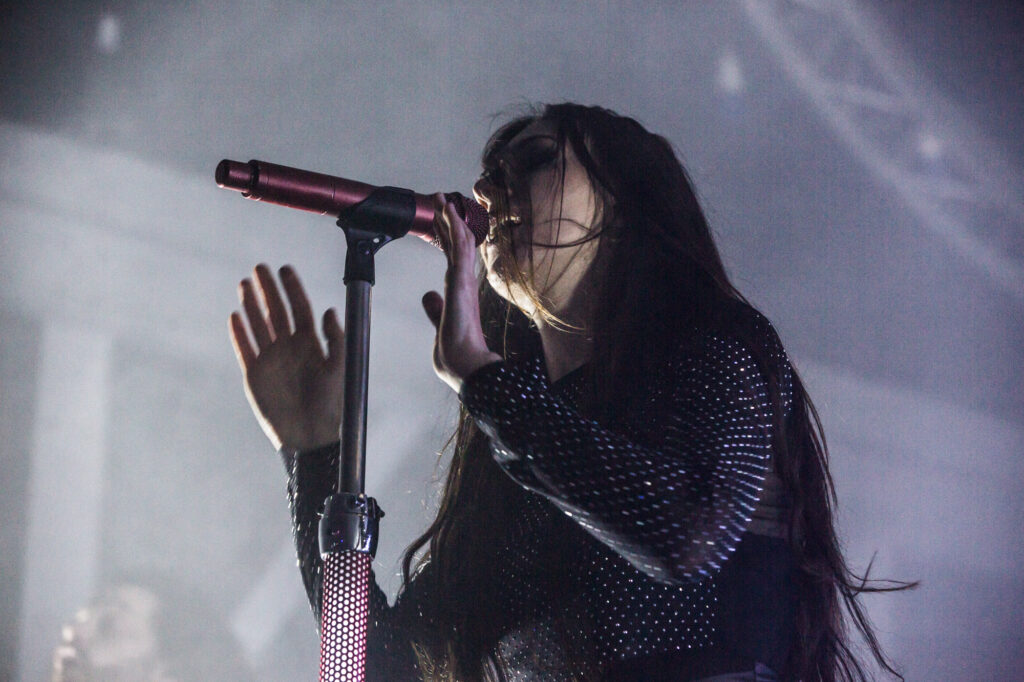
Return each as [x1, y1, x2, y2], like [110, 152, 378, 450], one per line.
[215, 159, 489, 246]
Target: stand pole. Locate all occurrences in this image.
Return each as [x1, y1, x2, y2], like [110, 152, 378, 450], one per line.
[317, 187, 415, 681]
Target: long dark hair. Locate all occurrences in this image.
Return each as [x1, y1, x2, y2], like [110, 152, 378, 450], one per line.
[401, 103, 915, 681]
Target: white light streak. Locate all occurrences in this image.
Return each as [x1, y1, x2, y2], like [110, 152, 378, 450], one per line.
[717, 52, 746, 94]
[95, 14, 122, 54]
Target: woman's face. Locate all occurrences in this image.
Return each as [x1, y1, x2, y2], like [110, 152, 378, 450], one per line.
[473, 119, 603, 319]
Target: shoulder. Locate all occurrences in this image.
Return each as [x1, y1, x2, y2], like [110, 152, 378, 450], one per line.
[666, 301, 794, 412]
[705, 300, 787, 360]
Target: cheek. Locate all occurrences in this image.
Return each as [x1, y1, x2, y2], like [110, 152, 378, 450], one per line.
[527, 175, 559, 221]
[561, 179, 601, 228]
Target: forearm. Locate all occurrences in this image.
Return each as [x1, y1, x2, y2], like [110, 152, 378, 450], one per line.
[459, 333, 783, 583]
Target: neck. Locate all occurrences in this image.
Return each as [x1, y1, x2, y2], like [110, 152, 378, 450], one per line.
[536, 320, 592, 383]
[530, 280, 596, 383]
[523, 246, 603, 383]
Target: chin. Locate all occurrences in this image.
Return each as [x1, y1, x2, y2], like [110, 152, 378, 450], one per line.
[486, 271, 511, 300]
[484, 273, 527, 311]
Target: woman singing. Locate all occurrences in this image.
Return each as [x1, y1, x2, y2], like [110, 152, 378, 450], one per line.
[229, 103, 911, 681]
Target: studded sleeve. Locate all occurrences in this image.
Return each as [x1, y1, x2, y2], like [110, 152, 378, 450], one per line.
[459, 330, 791, 584]
[283, 444, 422, 680]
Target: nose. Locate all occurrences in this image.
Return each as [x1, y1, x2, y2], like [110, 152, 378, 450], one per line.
[473, 176, 495, 212]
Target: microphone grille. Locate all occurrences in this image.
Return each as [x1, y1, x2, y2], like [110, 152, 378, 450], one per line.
[444, 192, 489, 246]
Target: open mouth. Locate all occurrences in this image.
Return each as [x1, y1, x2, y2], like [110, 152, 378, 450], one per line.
[487, 214, 523, 242]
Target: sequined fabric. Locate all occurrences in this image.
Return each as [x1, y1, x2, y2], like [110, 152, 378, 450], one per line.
[286, 309, 798, 680]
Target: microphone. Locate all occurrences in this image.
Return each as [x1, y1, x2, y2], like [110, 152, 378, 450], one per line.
[215, 159, 489, 246]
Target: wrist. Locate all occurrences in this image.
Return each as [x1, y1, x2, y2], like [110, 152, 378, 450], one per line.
[275, 422, 341, 452]
[461, 351, 502, 379]
[440, 351, 502, 394]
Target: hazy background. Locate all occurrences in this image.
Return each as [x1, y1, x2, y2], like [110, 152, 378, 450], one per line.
[2, 1, 1021, 679]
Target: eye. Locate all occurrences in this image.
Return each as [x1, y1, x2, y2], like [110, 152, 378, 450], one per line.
[515, 140, 558, 173]
[480, 166, 505, 188]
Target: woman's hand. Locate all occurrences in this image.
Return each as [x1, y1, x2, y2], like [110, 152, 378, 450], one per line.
[422, 193, 502, 393]
[228, 264, 344, 451]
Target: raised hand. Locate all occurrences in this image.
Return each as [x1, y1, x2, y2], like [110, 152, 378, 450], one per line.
[229, 264, 344, 451]
[422, 193, 502, 393]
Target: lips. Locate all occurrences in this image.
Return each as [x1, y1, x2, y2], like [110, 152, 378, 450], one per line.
[487, 213, 522, 230]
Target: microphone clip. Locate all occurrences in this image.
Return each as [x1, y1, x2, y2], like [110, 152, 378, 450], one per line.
[336, 186, 417, 285]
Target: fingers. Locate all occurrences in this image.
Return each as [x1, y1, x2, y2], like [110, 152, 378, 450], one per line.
[228, 312, 256, 371]
[444, 199, 470, 251]
[422, 291, 443, 328]
[239, 278, 272, 349]
[432, 193, 452, 259]
[434, 194, 476, 283]
[255, 263, 291, 338]
[445, 203, 477, 293]
[280, 265, 315, 332]
[322, 307, 345, 370]
[440, 197, 471, 264]
[237, 265, 320, 355]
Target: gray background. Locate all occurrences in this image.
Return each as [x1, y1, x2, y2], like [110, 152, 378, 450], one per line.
[1, 1, 1021, 679]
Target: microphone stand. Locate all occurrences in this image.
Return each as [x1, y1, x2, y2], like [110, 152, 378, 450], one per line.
[214, 154, 487, 679]
[317, 187, 416, 681]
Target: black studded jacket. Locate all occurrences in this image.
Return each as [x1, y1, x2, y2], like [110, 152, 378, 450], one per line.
[285, 309, 799, 681]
